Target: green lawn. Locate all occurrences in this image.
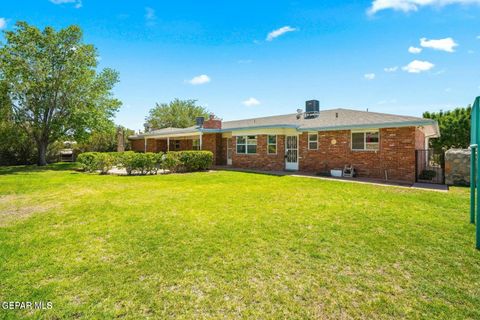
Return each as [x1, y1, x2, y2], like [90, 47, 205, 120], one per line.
[0, 163, 479, 319]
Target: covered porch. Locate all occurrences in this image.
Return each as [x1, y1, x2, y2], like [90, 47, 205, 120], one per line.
[140, 132, 203, 153]
[130, 128, 228, 165]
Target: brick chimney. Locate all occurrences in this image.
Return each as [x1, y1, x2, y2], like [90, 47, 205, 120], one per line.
[202, 113, 222, 129]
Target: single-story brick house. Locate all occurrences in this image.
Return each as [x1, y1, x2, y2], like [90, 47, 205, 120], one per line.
[129, 100, 439, 183]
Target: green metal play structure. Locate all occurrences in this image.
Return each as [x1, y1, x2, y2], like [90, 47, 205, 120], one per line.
[470, 96, 480, 249]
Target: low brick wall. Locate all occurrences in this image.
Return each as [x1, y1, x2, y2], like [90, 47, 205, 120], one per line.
[445, 149, 470, 186]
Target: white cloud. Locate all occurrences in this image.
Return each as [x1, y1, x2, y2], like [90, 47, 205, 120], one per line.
[242, 97, 261, 107]
[0, 18, 6, 29]
[477, 35, 480, 39]
[420, 37, 458, 52]
[50, 0, 82, 8]
[368, 0, 480, 15]
[402, 60, 435, 73]
[364, 73, 376, 80]
[468, 49, 475, 54]
[408, 46, 422, 54]
[384, 66, 398, 72]
[188, 74, 211, 85]
[266, 26, 297, 41]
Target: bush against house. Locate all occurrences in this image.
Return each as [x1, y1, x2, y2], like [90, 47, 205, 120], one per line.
[77, 151, 213, 175]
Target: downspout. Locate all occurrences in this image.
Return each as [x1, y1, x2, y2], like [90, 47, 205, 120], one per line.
[199, 132, 203, 150]
[167, 137, 170, 152]
[144, 137, 147, 153]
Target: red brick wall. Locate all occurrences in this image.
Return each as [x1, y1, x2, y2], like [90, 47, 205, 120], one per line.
[415, 128, 425, 150]
[130, 127, 417, 182]
[131, 139, 144, 152]
[299, 127, 417, 182]
[130, 138, 191, 153]
[231, 134, 285, 171]
[203, 119, 222, 129]
[131, 139, 157, 152]
[202, 133, 223, 165]
[156, 140, 167, 152]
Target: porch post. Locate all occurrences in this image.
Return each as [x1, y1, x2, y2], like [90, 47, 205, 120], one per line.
[199, 132, 203, 150]
[167, 137, 170, 152]
[144, 138, 147, 153]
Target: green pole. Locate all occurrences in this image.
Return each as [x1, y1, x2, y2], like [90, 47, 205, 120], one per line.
[476, 97, 480, 249]
[471, 146, 476, 224]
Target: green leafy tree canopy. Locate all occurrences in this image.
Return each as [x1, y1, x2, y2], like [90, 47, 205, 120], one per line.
[0, 22, 121, 165]
[423, 106, 471, 152]
[145, 99, 210, 130]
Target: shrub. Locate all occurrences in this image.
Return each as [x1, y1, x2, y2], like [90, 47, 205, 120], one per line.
[77, 150, 211, 175]
[117, 151, 163, 175]
[77, 152, 99, 172]
[163, 151, 213, 173]
[162, 152, 182, 173]
[117, 151, 136, 175]
[95, 152, 115, 174]
[77, 152, 115, 174]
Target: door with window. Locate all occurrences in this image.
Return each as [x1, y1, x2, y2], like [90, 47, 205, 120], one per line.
[285, 135, 299, 170]
[226, 138, 232, 165]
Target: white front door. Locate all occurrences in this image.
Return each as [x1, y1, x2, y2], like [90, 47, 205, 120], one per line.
[226, 138, 232, 165]
[285, 135, 299, 171]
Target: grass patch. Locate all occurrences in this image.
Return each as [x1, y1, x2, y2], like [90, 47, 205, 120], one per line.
[0, 163, 479, 319]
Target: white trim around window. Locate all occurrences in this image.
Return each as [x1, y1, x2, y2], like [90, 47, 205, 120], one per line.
[236, 135, 257, 154]
[308, 133, 318, 150]
[267, 135, 277, 154]
[351, 130, 380, 151]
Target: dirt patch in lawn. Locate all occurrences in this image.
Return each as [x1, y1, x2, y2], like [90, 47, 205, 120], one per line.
[0, 194, 59, 227]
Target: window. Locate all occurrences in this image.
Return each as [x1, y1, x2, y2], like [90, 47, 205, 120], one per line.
[173, 140, 181, 150]
[351, 131, 379, 151]
[365, 131, 379, 150]
[192, 139, 200, 150]
[267, 135, 277, 154]
[308, 133, 318, 150]
[236, 135, 257, 154]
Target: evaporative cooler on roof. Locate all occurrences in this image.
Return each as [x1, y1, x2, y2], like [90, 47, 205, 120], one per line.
[304, 100, 320, 119]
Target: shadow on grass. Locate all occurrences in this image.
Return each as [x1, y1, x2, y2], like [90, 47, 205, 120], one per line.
[0, 162, 79, 175]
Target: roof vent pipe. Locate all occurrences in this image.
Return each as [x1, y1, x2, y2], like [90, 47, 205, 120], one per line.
[296, 109, 303, 120]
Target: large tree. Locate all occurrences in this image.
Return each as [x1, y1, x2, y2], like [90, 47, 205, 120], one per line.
[145, 99, 209, 130]
[423, 106, 471, 152]
[0, 80, 36, 165]
[0, 22, 121, 165]
[76, 125, 134, 153]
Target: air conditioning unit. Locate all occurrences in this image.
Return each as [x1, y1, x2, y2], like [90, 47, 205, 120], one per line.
[304, 100, 320, 119]
[195, 117, 205, 127]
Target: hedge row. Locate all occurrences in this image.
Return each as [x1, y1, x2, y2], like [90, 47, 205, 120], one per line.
[77, 151, 213, 175]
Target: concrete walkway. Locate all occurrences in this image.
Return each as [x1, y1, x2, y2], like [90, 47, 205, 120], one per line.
[213, 166, 449, 192]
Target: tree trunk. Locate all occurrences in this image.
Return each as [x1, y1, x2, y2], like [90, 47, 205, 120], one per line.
[37, 140, 48, 166]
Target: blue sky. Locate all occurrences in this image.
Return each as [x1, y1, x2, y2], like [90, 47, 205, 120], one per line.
[1, 0, 480, 130]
